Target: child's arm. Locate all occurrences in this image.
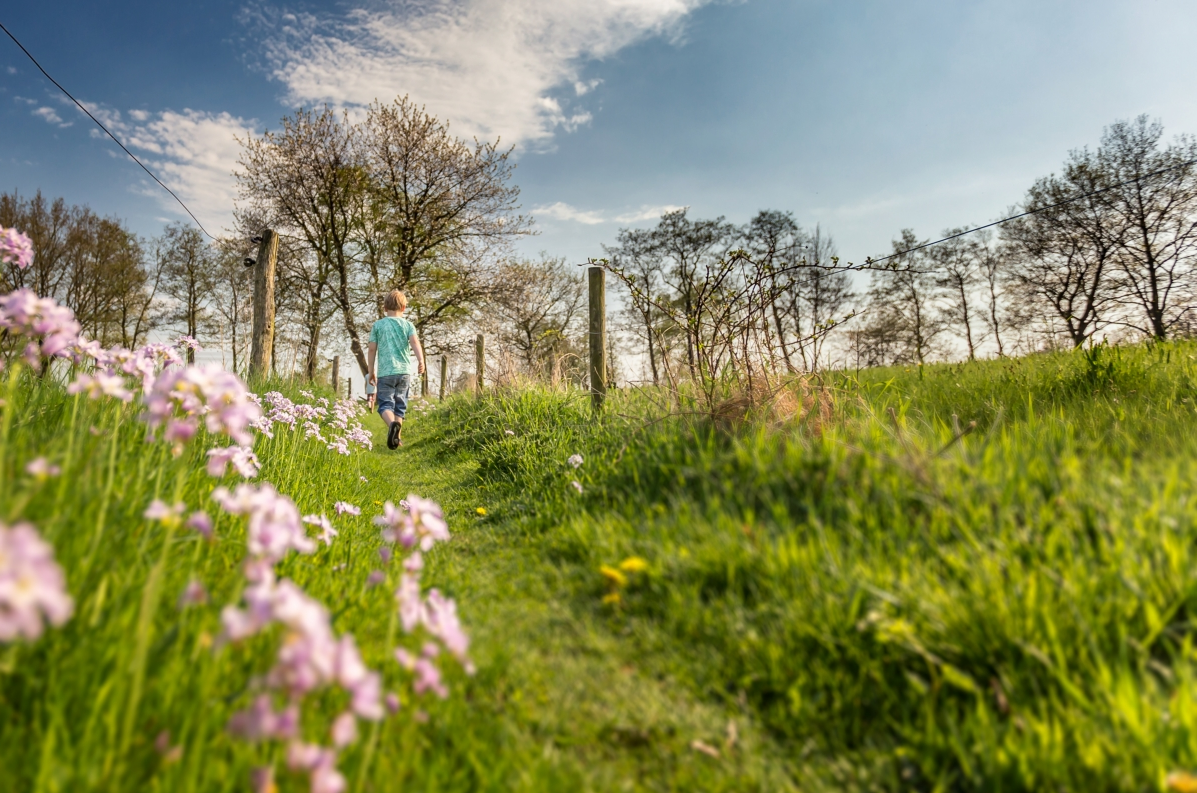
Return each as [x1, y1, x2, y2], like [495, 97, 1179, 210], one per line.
[410, 334, 425, 375]
[367, 342, 378, 385]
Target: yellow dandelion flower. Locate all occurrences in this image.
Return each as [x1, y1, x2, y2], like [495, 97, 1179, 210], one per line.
[601, 592, 621, 605]
[619, 556, 649, 574]
[475, 507, 487, 516]
[1168, 772, 1197, 793]
[373, 500, 383, 506]
[599, 565, 628, 587]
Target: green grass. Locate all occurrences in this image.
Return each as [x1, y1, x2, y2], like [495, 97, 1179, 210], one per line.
[4, 339, 1197, 791]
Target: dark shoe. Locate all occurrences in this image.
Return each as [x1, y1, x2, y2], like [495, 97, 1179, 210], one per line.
[387, 421, 400, 450]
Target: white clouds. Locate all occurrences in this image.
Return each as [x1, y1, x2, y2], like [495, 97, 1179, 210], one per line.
[574, 79, 603, 96]
[533, 202, 607, 225]
[90, 106, 257, 232]
[613, 204, 685, 223]
[532, 201, 683, 225]
[261, 0, 711, 147]
[32, 106, 71, 128]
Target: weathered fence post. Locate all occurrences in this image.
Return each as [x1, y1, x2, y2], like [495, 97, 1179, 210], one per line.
[475, 334, 485, 397]
[439, 356, 448, 401]
[588, 266, 607, 411]
[347, 377, 352, 400]
[332, 355, 340, 393]
[249, 229, 278, 381]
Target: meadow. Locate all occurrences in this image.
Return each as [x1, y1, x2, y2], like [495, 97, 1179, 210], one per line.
[4, 337, 1197, 792]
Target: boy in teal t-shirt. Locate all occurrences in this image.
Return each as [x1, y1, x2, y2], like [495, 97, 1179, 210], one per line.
[367, 290, 425, 449]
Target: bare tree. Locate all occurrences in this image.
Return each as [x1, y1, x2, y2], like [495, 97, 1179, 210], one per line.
[604, 226, 669, 385]
[928, 230, 981, 360]
[1097, 116, 1197, 339]
[237, 107, 366, 372]
[209, 239, 255, 374]
[157, 223, 213, 361]
[490, 256, 585, 378]
[1003, 151, 1121, 347]
[864, 230, 944, 365]
[794, 226, 853, 370]
[651, 209, 738, 380]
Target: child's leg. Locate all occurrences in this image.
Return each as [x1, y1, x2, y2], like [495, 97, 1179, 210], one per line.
[392, 375, 411, 434]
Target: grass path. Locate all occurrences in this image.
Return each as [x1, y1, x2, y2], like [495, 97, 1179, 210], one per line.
[366, 416, 797, 792]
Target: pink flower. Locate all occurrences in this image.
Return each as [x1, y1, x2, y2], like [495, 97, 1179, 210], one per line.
[373, 496, 449, 551]
[287, 744, 346, 793]
[213, 484, 315, 564]
[571, 480, 583, 494]
[0, 289, 81, 369]
[67, 370, 134, 402]
[423, 589, 470, 663]
[228, 695, 299, 741]
[330, 712, 357, 747]
[178, 579, 207, 608]
[378, 546, 393, 564]
[143, 364, 262, 446]
[385, 692, 401, 714]
[568, 454, 584, 469]
[144, 500, 185, 524]
[334, 502, 360, 517]
[0, 228, 34, 270]
[206, 445, 260, 478]
[302, 514, 338, 546]
[176, 335, 202, 353]
[366, 570, 385, 588]
[0, 522, 73, 641]
[395, 573, 422, 633]
[412, 656, 448, 699]
[186, 511, 213, 540]
[25, 457, 61, 480]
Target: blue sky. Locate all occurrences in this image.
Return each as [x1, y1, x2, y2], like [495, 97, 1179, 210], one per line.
[4, 0, 1197, 268]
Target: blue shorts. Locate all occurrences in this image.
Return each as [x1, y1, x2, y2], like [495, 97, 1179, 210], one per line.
[376, 374, 411, 419]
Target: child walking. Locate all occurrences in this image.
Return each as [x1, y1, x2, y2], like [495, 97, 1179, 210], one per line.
[367, 290, 425, 449]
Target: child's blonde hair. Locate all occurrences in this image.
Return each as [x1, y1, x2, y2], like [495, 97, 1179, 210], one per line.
[383, 290, 407, 312]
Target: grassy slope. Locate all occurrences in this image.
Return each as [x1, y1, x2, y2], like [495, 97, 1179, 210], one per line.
[4, 339, 1197, 791]
[419, 339, 1197, 792]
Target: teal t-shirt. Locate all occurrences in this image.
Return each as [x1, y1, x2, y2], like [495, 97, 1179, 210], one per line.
[369, 316, 418, 376]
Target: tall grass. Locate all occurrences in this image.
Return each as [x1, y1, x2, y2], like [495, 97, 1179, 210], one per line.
[6, 339, 1197, 791]
[431, 339, 1197, 791]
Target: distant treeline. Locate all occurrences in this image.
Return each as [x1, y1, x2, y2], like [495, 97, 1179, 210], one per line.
[4, 113, 1194, 386]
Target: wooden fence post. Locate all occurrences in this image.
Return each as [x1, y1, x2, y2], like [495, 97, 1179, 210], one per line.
[475, 334, 485, 397]
[249, 229, 278, 381]
[439, 356, 448, 401]
[588, 266, 607, 411]
[347, 378, 352, 400]
[332, 356, 340, 393]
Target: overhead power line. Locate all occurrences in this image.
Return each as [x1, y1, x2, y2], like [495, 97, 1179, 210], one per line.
[866, 156, 1197, 267]
[0, 20, 217, 240]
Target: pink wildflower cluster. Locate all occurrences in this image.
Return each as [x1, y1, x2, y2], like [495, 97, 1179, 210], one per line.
[212, 484, 317, 573]
[376, 496, 472, 693]
[0, 522, 73, 641]
[0, 227, 34, 270]
[215, 492, 471, 792]
[0, 289, 82, 370]
[254, 392, 372, 454]
[207, 445, 260, 478]
[143, 365, 262, 447]
[215, 485, 396, 792]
